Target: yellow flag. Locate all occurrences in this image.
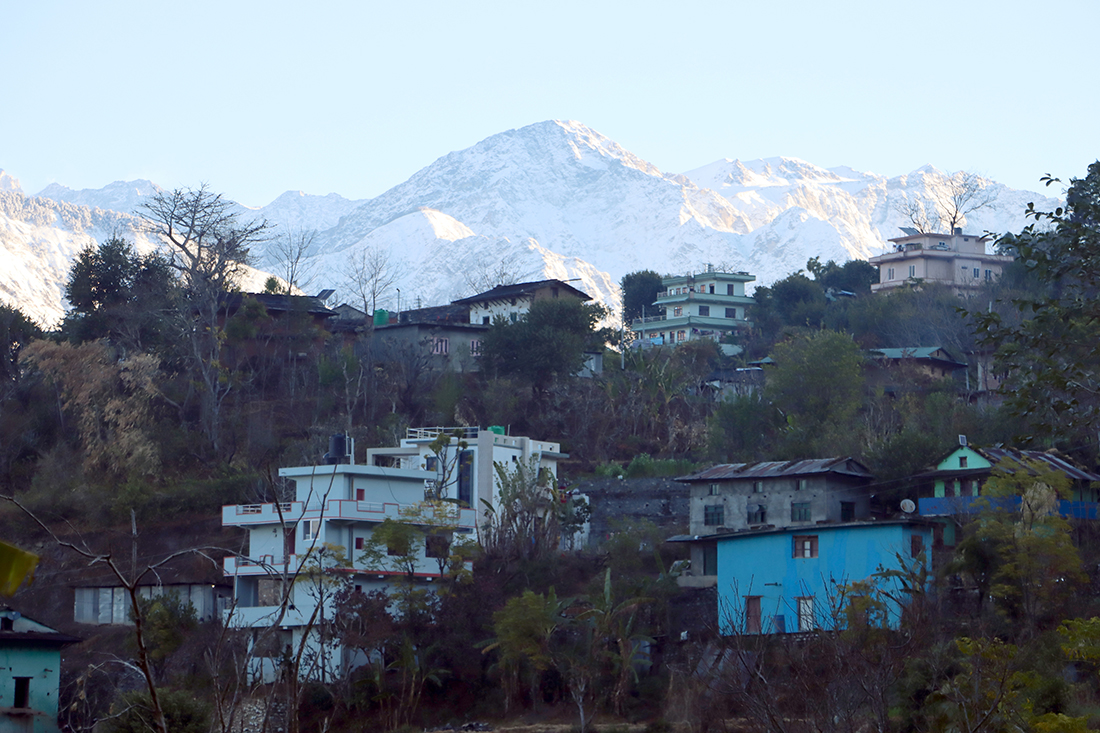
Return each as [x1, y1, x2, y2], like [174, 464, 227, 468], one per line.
[0, 541, 39, 596]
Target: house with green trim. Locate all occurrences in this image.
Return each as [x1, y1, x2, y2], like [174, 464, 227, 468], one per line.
[917, 444, 1100, 544]
[0, 607, 79, 733]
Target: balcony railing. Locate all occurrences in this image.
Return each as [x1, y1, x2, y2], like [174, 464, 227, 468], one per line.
[633, 315, 667, 325]
[406, 426, 480, 440]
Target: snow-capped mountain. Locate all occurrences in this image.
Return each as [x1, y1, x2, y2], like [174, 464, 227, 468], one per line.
[0, 121, 1062, 328]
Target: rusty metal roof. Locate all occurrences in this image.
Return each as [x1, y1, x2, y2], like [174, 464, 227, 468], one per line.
[676, 457, 872, 482]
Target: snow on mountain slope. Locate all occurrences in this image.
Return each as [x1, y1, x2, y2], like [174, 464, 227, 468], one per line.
[3, 120, 1064, 327]
[36, 179, 163, 215]
[0, 191, 153, 326]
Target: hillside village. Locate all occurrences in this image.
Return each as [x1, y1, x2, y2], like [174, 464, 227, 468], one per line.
[3, 162, 1100, 733]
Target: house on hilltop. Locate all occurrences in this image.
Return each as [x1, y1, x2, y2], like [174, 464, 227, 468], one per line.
[452, 279, 592, 325]
[673, 458, 875, 587]
[631, 266, 754, 346]
[869, 228, 1013, 295]
[917, 444, 1100, 545]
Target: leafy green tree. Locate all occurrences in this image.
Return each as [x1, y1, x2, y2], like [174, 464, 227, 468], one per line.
[971, 162, 1100, 448]
[806, 257, 878, 294]
[971, 459, 1086, 635]
[620, 270, 663, 325]
[482, 588, 568, 713]
[0, 304, 40, 384]
[766, 330, 865, 457]
[707, 392, 783, 462]
[752, 272, 827, 332]
[63, 237, 175, 354]
[479, 298, 610, 391]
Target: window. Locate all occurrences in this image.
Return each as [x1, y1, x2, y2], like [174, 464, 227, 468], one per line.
[973, 267, 980, 279]
[792, 535, 818, 558]
[698, 305, 710, 317]
[354, 536, 364, 550]
[725, 307, 737, 319]
[708, 483, 720, 496]
[727, 284, 734, 295]
[745, 596, 762, 634]
[752, 481, 763, 493]
[887, 267, 895, 280]
[425, 456, 439, 472]
[747, 504, 766, 524]
[911, 534, 924, 558]
[457, 450, 474, 506]
[0, 617, 11, 631]
[840, 501, 855, 521]
[356, 487, 365, 501]
[426, 534, 451, 559]
[677, 330, 686, 341]
[509, 313, 518, 322]
[13, 677, 30, 709]
[482, 315, 490, 324]
[908, 265, 916, 278]
[431, 337, 449, 355]
[791, 502, 810, 522]
[709, 284, 715, 294]
[673, 307, 683, 317]
[702, 543, 718, 575]
[704, 504, 724, 526]
[959, 456, 968, 468]
[302, 519, 320, 542]
[470, 339, 482, 356]
[985, 269, 992, 281]
[797, 597, 815, 631]
[796, 478, 807, 491]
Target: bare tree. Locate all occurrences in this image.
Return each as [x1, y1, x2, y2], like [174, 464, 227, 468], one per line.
[461, 251, 525, 296]
[139, 185, 271, 456]
[343, 245, 399, 315]
[270, 228, 318, 294]
[140, 184, 268, 299]
[896, 170, 997, 234]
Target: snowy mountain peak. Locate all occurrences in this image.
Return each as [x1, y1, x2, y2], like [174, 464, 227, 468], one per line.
[35, 179, 162, 214]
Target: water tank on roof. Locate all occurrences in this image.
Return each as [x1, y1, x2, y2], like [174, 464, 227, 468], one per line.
[488, 425, 505, 435]
[325, 434, 348, 465]
[373, 309, 389, 326]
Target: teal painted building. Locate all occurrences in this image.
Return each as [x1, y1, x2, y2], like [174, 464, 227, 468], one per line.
[918, 446, 1100, 544]
[675, 520, 932, 635]
[0, 608, 78, 733]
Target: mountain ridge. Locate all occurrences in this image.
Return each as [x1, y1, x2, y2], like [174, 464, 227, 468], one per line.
[0, 121, 1062, 327]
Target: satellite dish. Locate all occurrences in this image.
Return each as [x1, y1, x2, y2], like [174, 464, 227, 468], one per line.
[900, 499, 916, 514]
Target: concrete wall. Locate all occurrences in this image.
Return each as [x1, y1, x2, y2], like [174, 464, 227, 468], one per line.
[575, 477, 690, 549]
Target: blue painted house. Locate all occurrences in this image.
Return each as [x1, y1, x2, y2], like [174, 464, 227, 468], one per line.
[673, 519, 932, 635]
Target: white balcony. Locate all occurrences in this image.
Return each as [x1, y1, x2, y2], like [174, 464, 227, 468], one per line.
[223, 499, 477, 530]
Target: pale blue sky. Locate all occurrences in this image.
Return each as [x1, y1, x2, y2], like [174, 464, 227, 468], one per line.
[2, 0, 1096, 207]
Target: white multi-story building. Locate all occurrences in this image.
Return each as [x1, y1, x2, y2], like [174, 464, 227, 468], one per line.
[869, 228, 1013, 295]
[221, 427, 565, 680]
[631, 268, 755, 346]
[366, 426, 566, 525]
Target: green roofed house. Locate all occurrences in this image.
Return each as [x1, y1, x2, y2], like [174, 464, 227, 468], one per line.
[0, 607, 79, 733]
[917, 443, 1100, 545]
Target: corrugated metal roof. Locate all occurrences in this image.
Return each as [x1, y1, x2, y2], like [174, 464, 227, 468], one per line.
[867, 347, 966, 366]
[975, 448, 1100, 482]
[676, 457, 872, 482]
